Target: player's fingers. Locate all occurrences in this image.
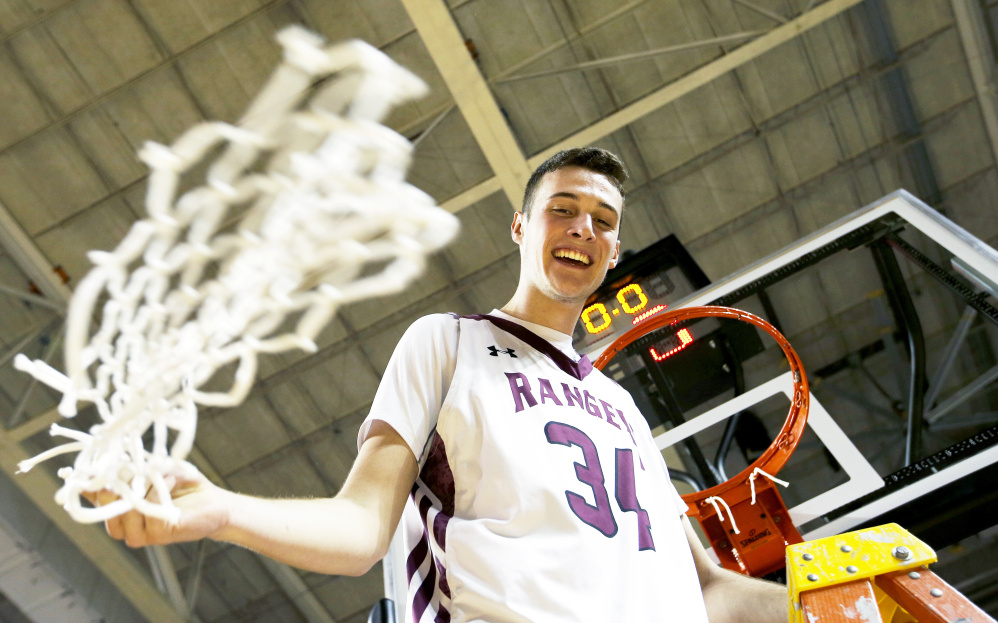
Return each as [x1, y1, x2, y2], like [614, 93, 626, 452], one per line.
[96, 490, 125, 540]
[120, 508, 148, 548]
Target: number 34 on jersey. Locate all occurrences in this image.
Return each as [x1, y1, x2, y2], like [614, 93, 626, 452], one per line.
[545, 421, 656, 552]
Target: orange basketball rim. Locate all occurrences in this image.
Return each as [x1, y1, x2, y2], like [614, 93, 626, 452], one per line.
[593, 305, 810, 577]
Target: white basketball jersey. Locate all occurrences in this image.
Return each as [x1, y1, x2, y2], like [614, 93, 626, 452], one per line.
[363, 312, 708, 623]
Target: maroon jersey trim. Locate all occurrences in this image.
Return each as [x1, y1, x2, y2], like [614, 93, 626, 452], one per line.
[462, 314, 593, 381]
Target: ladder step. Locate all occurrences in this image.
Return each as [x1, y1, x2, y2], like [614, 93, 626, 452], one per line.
[876, 568, 997, 623]
[800, 578, 883, 622]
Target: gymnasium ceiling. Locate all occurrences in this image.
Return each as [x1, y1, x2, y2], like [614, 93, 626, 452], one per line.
[1, 0, 997, 621]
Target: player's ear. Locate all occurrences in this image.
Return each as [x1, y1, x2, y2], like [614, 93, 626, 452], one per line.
[608, 240, 620, 269]
[511, 211, 525, 245]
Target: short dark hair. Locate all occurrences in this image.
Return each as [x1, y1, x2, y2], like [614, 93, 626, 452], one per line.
[521, 147, 628, 216]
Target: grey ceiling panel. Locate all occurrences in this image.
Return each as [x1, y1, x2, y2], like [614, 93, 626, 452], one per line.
[300, 0, 413, 47]
[669, 76, 755, 157]
[305, 409, 368, 492]
[100, 67, 206, 152]
[295, 347, 382, 422]
[33, 194, 137, 285]
[905, 28, 975, 120]
[439, 192, 515, 279]
[129, 0, 271, 54]
[924, 99, 994, 188]
[617, 195, 670, 254]
[736, 39, 822, 119]
[815, 249, 884, 316]
[308, 569, 385, 622]
[198, 396, 294, 477]
[406, 109, 494, 201]
[822, 83, 888, 159]
[65, 108, 146, 189]
[263, 380, 334, 439]
[199, 547, 283, 613]
[43, 0, 164, 96]
[687, 200, 799, 281]
[358, 316, 423, 373]
[0, 127, 108, 235]
[339, 256, 454, 332]
[767, 107, 846, 186]
[174, 9, 289, 123]
[226, 450, 328, 498]
[944, 167, 998, 246]
[7, 24, 93, 114]
[882, 0, 955, 50]
[0, 48, 53, 149]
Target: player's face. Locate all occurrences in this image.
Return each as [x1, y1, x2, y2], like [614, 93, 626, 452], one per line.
[512, 166, 622, 304]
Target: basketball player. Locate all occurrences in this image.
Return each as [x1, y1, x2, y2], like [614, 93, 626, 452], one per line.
[98, 148, 787, 622]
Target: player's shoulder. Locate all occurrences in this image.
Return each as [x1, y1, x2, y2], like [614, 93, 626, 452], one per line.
[405, 312, 460, 333]
[397, 313, 461, 349]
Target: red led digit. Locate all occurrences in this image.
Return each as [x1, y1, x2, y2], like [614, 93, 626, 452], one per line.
[617, 284, 649, 313]
[648, 328, 694, 361]
[581, 303, 613, 334]
[632, 304, 667, 325]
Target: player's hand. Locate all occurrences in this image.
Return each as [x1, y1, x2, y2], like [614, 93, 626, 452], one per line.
[90, 463, 232, 548]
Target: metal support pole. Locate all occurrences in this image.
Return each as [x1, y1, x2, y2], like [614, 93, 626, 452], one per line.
[924, 306, 978, 410]
[7, 324, 63, 429]
[411, 105, 455, 149]
[0, 317, 59, 370]
[185, 540, 207, 615]
[0, 284, 66, 313]
[493, 32, 764, 83]
[148, 545, 193, 621]
[927, 363, 998, 423]
[732, 0, 788, 23]
[870, 241, 927, 466]
[669, 469, 707, 491]
[713, 338, 745, 481]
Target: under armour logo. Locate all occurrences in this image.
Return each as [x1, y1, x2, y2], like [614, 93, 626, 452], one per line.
[487, 345, 517, 358]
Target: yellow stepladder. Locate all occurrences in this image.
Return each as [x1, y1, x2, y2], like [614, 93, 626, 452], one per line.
[786, 523, 996, 623]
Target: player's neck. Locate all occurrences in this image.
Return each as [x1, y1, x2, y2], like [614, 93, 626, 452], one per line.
[500, 288, 583, 336]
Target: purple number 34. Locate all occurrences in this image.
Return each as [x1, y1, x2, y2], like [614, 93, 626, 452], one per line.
[545, 421, 656, 551]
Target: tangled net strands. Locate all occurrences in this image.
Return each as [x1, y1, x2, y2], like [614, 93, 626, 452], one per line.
[13, 26, 458, 524]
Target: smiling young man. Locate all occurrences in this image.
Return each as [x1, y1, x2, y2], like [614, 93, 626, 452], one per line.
[98, 147, 787, 622]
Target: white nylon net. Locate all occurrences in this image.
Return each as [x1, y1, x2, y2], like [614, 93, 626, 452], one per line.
[14, 26, 458, 524]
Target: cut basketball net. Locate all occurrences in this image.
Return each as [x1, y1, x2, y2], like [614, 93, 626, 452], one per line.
[14, 26, 458, 524]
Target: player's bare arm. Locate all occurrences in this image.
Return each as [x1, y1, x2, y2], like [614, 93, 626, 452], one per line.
[98, 421, 418, 577]
[683, 516, 787, 623]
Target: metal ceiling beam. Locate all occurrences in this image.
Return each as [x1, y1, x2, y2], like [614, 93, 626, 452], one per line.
[435, 0, 866, 215]
[0, 202, 71, 307]
[400, 0, 531, 208]
[950, 0, 998, 168]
